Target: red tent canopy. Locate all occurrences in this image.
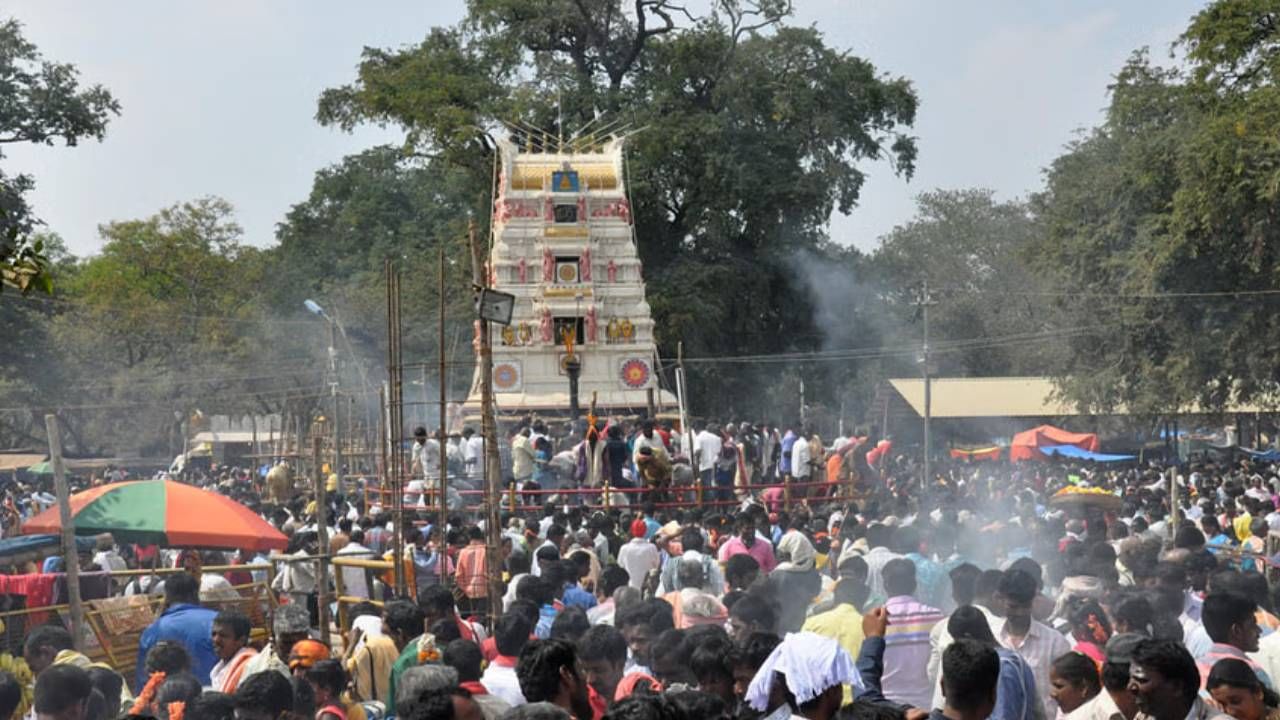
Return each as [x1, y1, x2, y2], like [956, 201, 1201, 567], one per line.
[1009, 425, 1100, 461]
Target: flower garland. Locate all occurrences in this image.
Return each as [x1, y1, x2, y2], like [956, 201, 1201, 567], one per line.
[0, 654, 32, 719]
[416, 635, 440, 665]
[129, 671, 166, 715]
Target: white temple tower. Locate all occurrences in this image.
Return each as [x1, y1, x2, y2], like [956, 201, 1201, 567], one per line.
[465, 133, 677, 415]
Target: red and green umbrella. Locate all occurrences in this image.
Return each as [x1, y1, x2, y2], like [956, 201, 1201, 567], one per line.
[22, 480, 287, 551]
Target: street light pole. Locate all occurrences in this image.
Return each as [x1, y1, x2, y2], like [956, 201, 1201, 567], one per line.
[305, 300, 343, 512]
[915, 281, 937, 492]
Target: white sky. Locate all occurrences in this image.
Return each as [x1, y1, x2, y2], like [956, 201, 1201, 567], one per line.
[4, 1, 1207, 257]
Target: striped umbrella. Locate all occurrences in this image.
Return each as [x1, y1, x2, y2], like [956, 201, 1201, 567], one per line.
[22, 480, 287, 551]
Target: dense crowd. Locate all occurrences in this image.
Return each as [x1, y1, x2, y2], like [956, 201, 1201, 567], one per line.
[11, 416, 1280, 720]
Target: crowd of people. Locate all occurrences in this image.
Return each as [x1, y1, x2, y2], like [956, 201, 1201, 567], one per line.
[9, 416, 1280, 720]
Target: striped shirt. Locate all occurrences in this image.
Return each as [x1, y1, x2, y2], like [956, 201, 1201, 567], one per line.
[1197, 643, 1274, 690]
[883, 595, 945, 709]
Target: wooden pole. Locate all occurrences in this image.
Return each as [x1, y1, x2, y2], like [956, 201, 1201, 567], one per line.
[312, 436, 331, 645]
[470, 217, 504, 624]
[438, 246, 449, 587]
[45, 414, 84, 652]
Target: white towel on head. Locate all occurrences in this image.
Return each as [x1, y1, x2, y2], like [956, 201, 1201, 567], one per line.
[745, 632, 862, 711]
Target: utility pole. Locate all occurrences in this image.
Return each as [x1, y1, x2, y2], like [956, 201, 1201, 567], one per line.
[469, 217, 503, 624]
[915, 280, 938, 492]
[438, 246, 449, 586]
[328, 318, 342, 512]
[312, 436, 331, 646]
[46, 415, 83, 651]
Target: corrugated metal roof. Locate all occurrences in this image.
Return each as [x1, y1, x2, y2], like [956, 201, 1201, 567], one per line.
[889, 377, 1078, 418]
[889, 377, 1271, 418]
[0, 453, 47, 471]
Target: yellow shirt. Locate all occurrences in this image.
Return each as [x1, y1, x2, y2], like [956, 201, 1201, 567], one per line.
[801, 602, 865, 702]
[345, 635, 399, 704]
[1234, 513, 1254, 542]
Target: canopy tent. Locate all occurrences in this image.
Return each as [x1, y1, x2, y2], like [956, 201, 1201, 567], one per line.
[1010, 425, 1100, 461]
[1041, 444, 1135, 463]
[950, 446, 1002, 461]
[23, 479, 288, 551]
[1239, 447, 1280, 462]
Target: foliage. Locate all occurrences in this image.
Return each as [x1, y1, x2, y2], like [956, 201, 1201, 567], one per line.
[1032, 0, 1280, 414]
[871, 189, 1058, 379]
[0, 18, 119, 294]
[316, 0, 917, 418]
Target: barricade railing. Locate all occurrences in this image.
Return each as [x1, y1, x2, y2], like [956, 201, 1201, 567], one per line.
[0, 563, 276, 692]
[360, 477, 861, 516]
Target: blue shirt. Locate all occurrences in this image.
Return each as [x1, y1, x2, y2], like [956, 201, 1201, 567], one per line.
[643, 517, 661, 540]
[562, 584, 598, 610]
[906, 553, 949, 610]
[992, 646, 1039, 720]
[779, 432, 796, 474]
[535, 603, 558, 638]
[137, 603, 219, 688]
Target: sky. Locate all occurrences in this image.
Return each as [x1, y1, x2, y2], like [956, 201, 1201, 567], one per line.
[5, 0, 1208, 257]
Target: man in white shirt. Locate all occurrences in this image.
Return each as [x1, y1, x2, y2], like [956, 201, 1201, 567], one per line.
[631, 419, 666, 464]
[694, 421, 722, 484]
[791, 430, 811, 497]
[929, 563, 1008, 711]
[511, 427, 534, 484]
[336, 529, 373, 599]
[999, 568, 1072, 717]
[463, 427, 484, 480]
[412, 427, 441, 481]
[617, 519, 660, 589]
[863, 524, 902, 604]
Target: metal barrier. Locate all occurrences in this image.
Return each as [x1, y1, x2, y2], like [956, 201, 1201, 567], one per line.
[0, 563, 276, 691]
[362, 477, 863, 516]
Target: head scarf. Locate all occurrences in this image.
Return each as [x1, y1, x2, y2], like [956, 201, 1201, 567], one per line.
[774, 530, 817, 573]
[288, 639, 331, 670]
[745, 632, 861, 711]
[1052, 575, 1104, 622]
[630, 519, 647, 538]
[273, 604, 311, 635]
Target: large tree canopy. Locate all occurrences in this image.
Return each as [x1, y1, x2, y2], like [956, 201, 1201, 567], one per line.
[0, 18, 119, 294]
[316, 0, 918, 416]
[1033, 0, 1280, 414]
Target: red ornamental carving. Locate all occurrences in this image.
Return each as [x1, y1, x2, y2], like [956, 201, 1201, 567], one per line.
[544, 197, 554, 222]
[579, 246, 592, 282]
[607, 259, 618, 283]
[494, 363, 519, 390]
[620, 359, 650, 388]
[517, 257, 528, 284]
[585, 305, 598, 343]
[590, 199, 632, 224]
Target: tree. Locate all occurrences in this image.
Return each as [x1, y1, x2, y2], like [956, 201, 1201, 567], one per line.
[42, 198, 298, 455]
[0, 19, 119, 293]
[1033, 0, 1280, 413]
[871, 189, 1058, 379]
[317, 1, 917, 417]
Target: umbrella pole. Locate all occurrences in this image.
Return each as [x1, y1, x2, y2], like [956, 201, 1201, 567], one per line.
[45, 414, 84, 652]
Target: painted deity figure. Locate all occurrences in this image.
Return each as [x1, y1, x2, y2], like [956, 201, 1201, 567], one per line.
[517, 257, 528, 284]
[579, 246, 592, 282]
[540, 305, 553, 343]
[607, 259, 618, 283]
[585, 304, 598, 343]
[542, 246, 554, 283]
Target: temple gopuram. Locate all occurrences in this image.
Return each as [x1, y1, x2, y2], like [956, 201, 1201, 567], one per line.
[464, 128, 677, 416]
